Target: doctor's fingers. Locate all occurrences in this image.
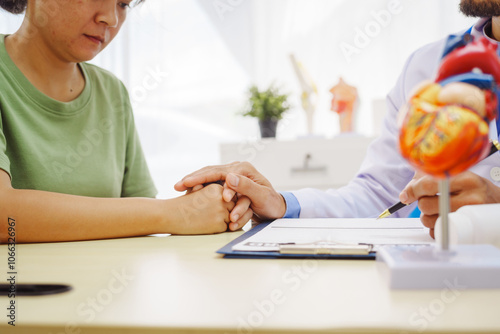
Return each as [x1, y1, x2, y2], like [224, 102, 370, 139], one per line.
[417, 187, 487, 237]
[418, 194, 439, 228]
[187, 162, 264, 192]
[417, 187, 483, 225]
[174, 162, 240, 192]
[229, 195, 251, 221]
[228, 208, 253, 231]
[399, 171, 426, 204]
[186, 184, 204, 194]
[223, 195, 236, 213]
[222, 181, 237, 202]
[401, 175, 439, 204]
[229, 196, 253, 231]
[222, 168, 267, 202]
[448, 172, 492, 200]
[419, 205, 437, 238]
[427, 227, 435, 239]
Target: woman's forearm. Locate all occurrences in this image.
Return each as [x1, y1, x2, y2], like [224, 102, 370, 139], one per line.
[0, 187, 167, 243]
[0, 178, 233, 243]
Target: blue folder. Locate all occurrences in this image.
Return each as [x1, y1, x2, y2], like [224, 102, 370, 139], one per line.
[216, 222, 376, 260]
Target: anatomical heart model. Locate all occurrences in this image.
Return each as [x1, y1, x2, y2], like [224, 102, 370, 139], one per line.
[399, 35, 499, 178]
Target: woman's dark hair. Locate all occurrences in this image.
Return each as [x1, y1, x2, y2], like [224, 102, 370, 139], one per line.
[0, 0, 145, 15]
[0, 0, 27, 14]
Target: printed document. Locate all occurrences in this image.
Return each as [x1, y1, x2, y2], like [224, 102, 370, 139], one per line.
[232, 218, 434, 252]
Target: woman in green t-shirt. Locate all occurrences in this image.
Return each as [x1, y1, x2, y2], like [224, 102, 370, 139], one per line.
[0, 0, 252, 243]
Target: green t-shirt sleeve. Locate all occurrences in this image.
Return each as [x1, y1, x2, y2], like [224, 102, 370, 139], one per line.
[0, 107, 11, 178]
[120, 88, 158, 198]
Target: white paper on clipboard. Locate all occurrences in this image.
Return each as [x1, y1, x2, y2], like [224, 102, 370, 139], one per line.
[232, 218, 434, 252]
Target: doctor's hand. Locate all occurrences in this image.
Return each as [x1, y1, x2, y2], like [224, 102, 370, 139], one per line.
[399, 171, 500, 238]
[174, 162, 287, 229]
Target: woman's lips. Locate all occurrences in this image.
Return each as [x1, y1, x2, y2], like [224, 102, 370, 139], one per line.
[84, 34, 104, 44]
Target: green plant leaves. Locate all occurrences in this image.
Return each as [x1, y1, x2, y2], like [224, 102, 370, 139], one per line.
[242, 85, 290, 121]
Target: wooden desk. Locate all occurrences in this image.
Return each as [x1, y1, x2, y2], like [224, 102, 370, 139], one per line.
[1, 230, 500, 334]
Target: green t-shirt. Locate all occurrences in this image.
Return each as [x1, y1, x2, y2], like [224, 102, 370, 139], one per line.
[0, 34, 157, 198]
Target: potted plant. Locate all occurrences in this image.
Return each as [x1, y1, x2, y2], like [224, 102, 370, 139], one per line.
[242, 84, 290, 138]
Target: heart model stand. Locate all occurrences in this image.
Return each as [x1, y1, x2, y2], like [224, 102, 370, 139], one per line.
[377, 33, 500, 289]
[377, 178, 500, 289]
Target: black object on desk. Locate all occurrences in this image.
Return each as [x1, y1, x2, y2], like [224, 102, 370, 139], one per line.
[0, 284, 72, 296]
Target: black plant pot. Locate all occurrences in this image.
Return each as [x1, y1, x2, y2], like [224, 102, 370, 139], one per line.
[258, 118, 278, 138]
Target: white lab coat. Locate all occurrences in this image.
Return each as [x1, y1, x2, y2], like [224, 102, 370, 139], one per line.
[292, 18, 500, 219]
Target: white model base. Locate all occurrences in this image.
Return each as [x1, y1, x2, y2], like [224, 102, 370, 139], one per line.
[376, 244, 500, 289]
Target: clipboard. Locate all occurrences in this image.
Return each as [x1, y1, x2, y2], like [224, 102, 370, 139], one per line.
[216, 222, 376, 260]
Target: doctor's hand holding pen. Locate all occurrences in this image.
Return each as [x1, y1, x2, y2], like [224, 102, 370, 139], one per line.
[397, 170, 500, 238]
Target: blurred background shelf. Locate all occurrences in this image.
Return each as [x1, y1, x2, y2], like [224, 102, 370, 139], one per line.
[220, 135, 375, 191]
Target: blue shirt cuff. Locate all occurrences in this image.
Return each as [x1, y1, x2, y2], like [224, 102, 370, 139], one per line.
[280, 191, 301, 218]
